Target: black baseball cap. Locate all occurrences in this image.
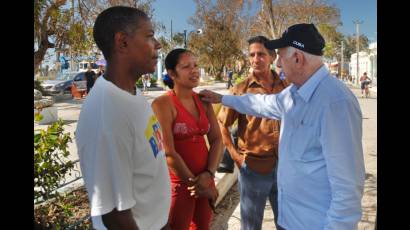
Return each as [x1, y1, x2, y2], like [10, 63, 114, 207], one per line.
[264, 23, 325, 56]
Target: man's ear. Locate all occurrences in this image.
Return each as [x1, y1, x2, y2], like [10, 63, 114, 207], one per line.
[114, 32, 128, 54]
[295, 51, 304, 66]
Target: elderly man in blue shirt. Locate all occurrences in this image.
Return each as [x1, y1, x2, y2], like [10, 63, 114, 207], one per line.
[200, 23, 365, 230]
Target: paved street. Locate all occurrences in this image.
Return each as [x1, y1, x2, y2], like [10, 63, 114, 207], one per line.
[34, 81, 376, 229]
[34, 82, 230, 190]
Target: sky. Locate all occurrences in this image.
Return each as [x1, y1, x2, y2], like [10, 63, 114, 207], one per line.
[41, 0, 376, 68]
[152, 0, 377, 42]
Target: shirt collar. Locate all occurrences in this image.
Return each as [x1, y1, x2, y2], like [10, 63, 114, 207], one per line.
[291, 65, 328, 103]
[248, 70, 279, 87]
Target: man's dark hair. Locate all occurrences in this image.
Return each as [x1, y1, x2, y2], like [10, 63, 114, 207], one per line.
[93, 6, 149, 61]
[247, 35, 276, 56]
[163, 48, 192, 89]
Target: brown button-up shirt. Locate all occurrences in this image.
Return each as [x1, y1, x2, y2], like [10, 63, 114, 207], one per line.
[218, 70, 289, 167]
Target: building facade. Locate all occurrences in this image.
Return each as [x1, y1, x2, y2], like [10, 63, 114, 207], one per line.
[349, 42, 377, 86]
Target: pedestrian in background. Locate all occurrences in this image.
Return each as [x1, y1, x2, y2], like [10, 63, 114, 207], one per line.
[226, 70, 234, 89]
[85, 65, 96, 94]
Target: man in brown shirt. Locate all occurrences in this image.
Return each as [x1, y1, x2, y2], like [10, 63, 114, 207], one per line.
[218, 36, 288, 230]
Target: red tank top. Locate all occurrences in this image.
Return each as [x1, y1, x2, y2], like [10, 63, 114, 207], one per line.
[167, 90, 210, 183]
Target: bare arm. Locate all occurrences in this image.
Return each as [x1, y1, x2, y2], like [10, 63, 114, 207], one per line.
[204, 102, 224, 174]
[187, 102, 223, 199]
[200, 89, 283, 120]
[188, 102, 223, 200]
[151, 97, 195, 184]
[102, 208, 138, 230]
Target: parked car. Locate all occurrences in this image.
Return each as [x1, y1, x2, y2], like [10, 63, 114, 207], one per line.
[41, 72, 86, 95]
[78, 61, 99, 72]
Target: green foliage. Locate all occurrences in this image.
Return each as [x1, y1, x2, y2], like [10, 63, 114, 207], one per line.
[34, 119, 74, 202]
[150, 77, 157, 87]
[234, 73, 246, 84]
[34, 0, 158, 73]
[343, 35, 370, 59]
[158, 36, 172, 55]
[68, 22, 92, 56]
[172, 32, 185, 46]
[157, 32, 187, 56]
[317, 23, 343, 59]
[136, 77, 157, 88]
[136, 78, 143, 88]
[189, 0, 245, 80]
[35, 113, 44, 122]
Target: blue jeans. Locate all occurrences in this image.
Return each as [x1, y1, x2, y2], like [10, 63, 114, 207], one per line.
[238, 162, 285, 230]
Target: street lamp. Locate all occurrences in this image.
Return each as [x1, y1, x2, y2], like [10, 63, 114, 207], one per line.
[184, 29, 203, 48]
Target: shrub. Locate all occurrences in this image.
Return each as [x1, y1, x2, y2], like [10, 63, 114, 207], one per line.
[150, 77, 157, 87]
[136, 77, 157, 88]
[34, 119, 74, 202]
[136, 77, 143, 88]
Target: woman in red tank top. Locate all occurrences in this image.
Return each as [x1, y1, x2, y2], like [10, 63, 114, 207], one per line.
[151, 49, 223, 230]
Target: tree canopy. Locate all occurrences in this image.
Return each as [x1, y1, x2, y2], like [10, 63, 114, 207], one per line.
[34, 0, 158, 74]
[184, 0, 353, 79]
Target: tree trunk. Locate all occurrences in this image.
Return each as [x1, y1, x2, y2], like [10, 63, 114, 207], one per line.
[34, 37, 54, 75]
[34, 0, 66, 75]
[266, 0, 276, 39]
[215, 66, 224, 81]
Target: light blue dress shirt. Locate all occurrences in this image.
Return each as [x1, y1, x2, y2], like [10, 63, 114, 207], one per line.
[222, 65, 365, 230]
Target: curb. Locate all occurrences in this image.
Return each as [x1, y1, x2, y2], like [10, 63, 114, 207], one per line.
[214, 167, 239, 206]
[46, 168, 239, 208]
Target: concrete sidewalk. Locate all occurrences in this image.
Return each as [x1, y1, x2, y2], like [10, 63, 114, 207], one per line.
[34, 82, 236, 205]
[343, 80, 377, 94]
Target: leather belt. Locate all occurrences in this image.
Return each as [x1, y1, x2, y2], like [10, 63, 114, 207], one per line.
[239, 152, 275, 159]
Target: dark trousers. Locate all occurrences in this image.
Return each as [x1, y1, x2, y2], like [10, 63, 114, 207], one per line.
[227, 79, 233, 89]
[86, 83, 93, 94]
[217, 126, 237, 173]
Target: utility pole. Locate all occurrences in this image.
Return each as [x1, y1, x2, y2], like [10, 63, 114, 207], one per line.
[70, 0, 74, 72]
[184, 29, 187, 48]
[353, 20, 363, 85]
[341, 40, 344, 80]
[170, 20, 173, 42]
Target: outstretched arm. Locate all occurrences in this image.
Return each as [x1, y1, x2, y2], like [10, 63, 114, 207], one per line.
[188, 102, 224, 200]
[199, 89, 283, 120]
